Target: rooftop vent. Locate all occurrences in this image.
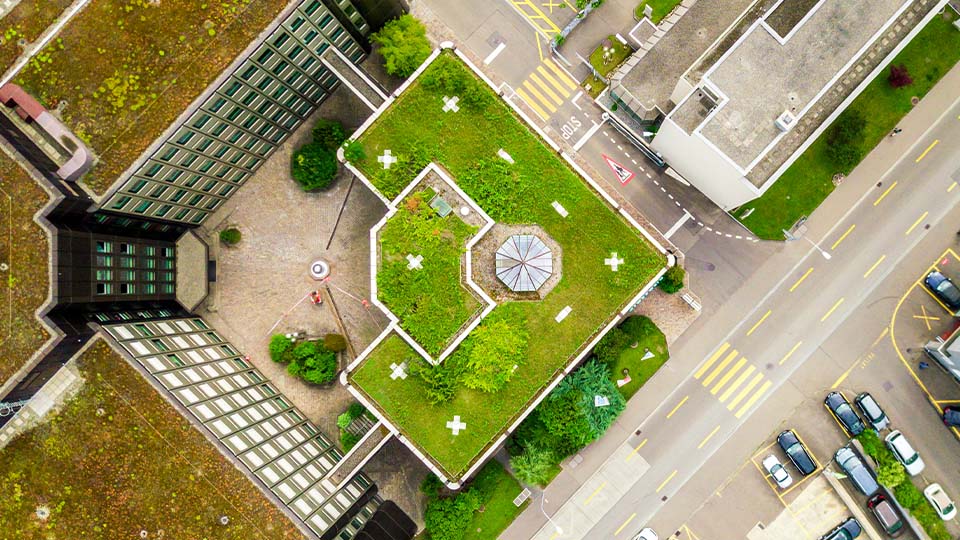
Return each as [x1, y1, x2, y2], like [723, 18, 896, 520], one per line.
[775, 110, 796, 132]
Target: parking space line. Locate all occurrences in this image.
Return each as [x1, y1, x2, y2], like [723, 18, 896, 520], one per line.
[873, 181, 897, 206]
[656, 469, 678, 493]
[735, 380, 772, 418]
[831, 224, 855, 250]
[779, 341, 802, 365]
[695, 343, 730, 379]
[746, 309, 772, 336]
[727, 373, 763, 410]
[789, 267, 814, 292]
[863, 254, 886, 278]
[915, 139, 939, 162]
[702, 349, 739, 386]
[820, 297, 845, 322]
[949, 181, 957, 192]
[584, 481, 606, 504]
[905, 210, 928, 235]
[698, 425, 721, 449]
[625, 437, 647, 462]
[666, 396, 689, 419]
[711, 357, 746, 395]
[719, 364, 755, 402]
[614, 513, 636, 536]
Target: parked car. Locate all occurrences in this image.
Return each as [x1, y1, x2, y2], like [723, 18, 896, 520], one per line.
[924, 483, 957, 521]
[854, 392, 889, 431]
[632, 528, 658, 540]
[778, 430, 816, 476]
[884, 430, 925, 476]
[834, 447, 879, 496]
[867, 493, 904, 537]
[762, 454, 793, 489]
[924, 271, 960, 311]
[825, 392, 865, 436]
[819, 517, 862, 540]
[943, 406, 960, 427]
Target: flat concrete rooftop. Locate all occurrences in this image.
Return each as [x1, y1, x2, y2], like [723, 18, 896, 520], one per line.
[697, 0, 910, 171]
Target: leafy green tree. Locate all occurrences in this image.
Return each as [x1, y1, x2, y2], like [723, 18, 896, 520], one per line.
[340, 430, 361, 452]
[287, 341, 338, 384]
[559, 360, 625, 437]
[423, 489, 482, 540]
[893, 481, 924, 510]
[269, 334, 294, 363]
[411, 360, 460, 404]
[510, 446, 556, 486]
[593, 327, 629, 365]
[420, 474, 443, 500]
[337, 412, 353, 430]
[312, 119, 347, 150]
[291, 142, 337, 191]
[876, 459, 906, 488]
[219, 227, 241, 245]
[825, 110, 867, 171]
[461, 318, 527, 392]
[371, 15, 432, 78]
[539, 390, 594, 453]
[658, 265, 685, 294]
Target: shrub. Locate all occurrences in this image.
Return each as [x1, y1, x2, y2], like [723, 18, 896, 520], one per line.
[420, 474, 443, 500]
[893, 481, 924, 510]
[888, 64, 913, 89]
[219, 227, 241, 245]
[658, 265, 685, 294]
[312, 119, 346, 150]
[291, 142, 338, 191]
[343, 139, 366, 162]
[347, 402, 366, 419]
[876, 459, 906, 488]
[510, 446, 556, 487]
[411, 360, 460, 404]
[340, 430, 361, 452]
[268, 334, 294, 363]
[460, 318, 528, 393]
[287, 341, 338, 384]
[420, 55, 492, 109]
[371, 14, 431, 78]
[593, 327, 629, 364]
[856, 429, 885, 461]
[323, 333, 348, 352]
[337, 412, 353, 430]
[423, 489, 482, 540]
[825, 110, 867, 171]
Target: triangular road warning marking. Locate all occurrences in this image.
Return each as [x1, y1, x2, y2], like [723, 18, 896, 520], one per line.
[602, 154, 635, 185]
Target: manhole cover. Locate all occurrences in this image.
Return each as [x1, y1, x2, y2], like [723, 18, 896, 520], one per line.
[309, 260, 330, 280]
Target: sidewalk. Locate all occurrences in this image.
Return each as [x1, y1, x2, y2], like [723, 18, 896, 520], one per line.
[498, 60, 960, 540]
[557, 0, 641, 82]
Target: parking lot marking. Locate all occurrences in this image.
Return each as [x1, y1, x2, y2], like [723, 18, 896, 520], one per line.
[625, 437, 647, 462]
[949, 181, 958, 193]
[779, 341, 802, 365]
[871, 327, 889, 348]
[666, 396, 689, 419]
[712, 357, 747, 395]
[727, 373, 763, 410]
[695, 342, 731, 379]
[905, 210, 928, 236]
[873, 181, 897, 206]
[863, 254, 886, 278]
[735, 380, 771, 418]
[702, 350, 739, 386]
[614, 513, 636, 536]
[656, 469, 678, 493]
[719, 364, 755, 402]
[584, 481, 606, 504]
[789, 267, 814, 292]
[746, 309, 771, 336]
[913, 304, 940, 331]
[698, 425, 721, 450]
[820, 297, 844, 322]
[915, 139, 939, 162]
[830, 224, 855, 250]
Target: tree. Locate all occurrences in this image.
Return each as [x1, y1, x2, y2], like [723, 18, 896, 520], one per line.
[423, 489, 482, 540]
[592, 327, 629, 364]
[291, 142, 337, 191]
[658, 265, 685, 294]
[461, 319, 527, 392]
[312, 119, 347, 150]
[219, 227, 241, 245]
[510, 446, 556, 487]
[893, 481, 924, 510]
[876, 459, 906, 488]
[371, 15, 432, 78]
[269, 334, 294, 363]
[559, 360, 625, 437]
[825, 110, 867, 172]
[538, 389, 594, 453]
[888, 64, 913, 89]
[286, 340, 338, 384]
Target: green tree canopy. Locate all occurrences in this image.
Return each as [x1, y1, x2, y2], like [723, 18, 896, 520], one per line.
[372, 15, 432, 78]
[461, 318, 528, 393]
[510, 446, 556, 487]
[291, 141, 337, 191]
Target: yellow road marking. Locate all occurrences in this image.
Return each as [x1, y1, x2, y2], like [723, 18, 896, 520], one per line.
[736, 380, 772, 418]
[779, 341, 802, 365]
[656, 469, 678, 493]
[831, 224, 855, 250]
[831, 368, 852, 389]
[712, 357, 746, 395]
[584, 481, 606, 504]
[872, 327, 889, 348]
[698, 425, 721, 449]
[543, 58, 577, 89]
[789, 267, 813, 292]
[514, 88, 549, 120]
[703, 350, 739, 386]
[695, 343, 730, 379]
[728, 373, 763, 410]
[529, 72, 564, 105]
[949, 181, 958, 193]
[522, 80, 557, 112]
[625, 438, 647, 462]
[512, 0, 562, 33]
[915, 139, 939, 162]
[913, 304, 940, 331]
[873, 181, 897, 206]
[905, 211, 928, 236]
[614, 513, 637, 536]
[747, 309, 772, 336]
[535, 31, 544, 61]
[719, 364, 755, 402]
[821, 297, 845, 322]
[536, 65, 571, 96]
[550, 533, 560, 540]
[864, 254, 886, 278]
[666, 395, 689, 419]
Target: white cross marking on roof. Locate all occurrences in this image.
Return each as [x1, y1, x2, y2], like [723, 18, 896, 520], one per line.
[377, 149, 397, 169]
[604, 252, 624, 271]
[446, 415, 467, 435]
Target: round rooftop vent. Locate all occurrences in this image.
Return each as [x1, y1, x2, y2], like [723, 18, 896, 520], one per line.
[309, 260, 330, 280]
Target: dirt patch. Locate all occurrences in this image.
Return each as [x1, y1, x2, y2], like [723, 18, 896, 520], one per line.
[765, 0, 822, 37]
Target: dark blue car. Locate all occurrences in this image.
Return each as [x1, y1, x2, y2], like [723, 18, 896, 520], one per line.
[924, 271, 960, 311]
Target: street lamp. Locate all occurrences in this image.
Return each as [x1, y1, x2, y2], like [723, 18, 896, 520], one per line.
[539, 493, 563, 535]
[801, 235, 832, 260]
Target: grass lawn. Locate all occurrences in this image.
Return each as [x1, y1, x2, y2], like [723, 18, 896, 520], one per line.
[378, 191, 480, 356]
[349, 52, 664, 479]
[0, 1, 73, 72]
[606, 316, 668, 400]
[462, 460, 528, 540]
[0, 340, 302, 539]
[634, 0, 682, 25]
[582, 74, 608, 99]
[740, 10, 960, 240]
[14, 0, 289, 195]
[0, 151, 51, 386]
[588, 35, 632, 78]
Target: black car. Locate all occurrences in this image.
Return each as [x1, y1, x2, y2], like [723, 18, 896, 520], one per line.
[819, 517, 862, 540]
[825, 392, 865, 436]
[924, 271, 960, 311]
[944, 406, 960, 427]
[777, 430, 816, 476]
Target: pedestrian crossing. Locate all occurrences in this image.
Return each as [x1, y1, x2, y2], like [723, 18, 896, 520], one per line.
[694, 342, 772, 419]
[514, 59, 578, 120]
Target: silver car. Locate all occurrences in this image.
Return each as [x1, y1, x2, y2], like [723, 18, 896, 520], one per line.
[762, 454, 793, 489]
[854, 392, 889, 431]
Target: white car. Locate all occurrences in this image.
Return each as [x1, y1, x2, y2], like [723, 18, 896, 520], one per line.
[762, 454, 793, 489]
[632, 528, 658, 540]
[924, 483, 957, 521]
[884, 430, 925, 476]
